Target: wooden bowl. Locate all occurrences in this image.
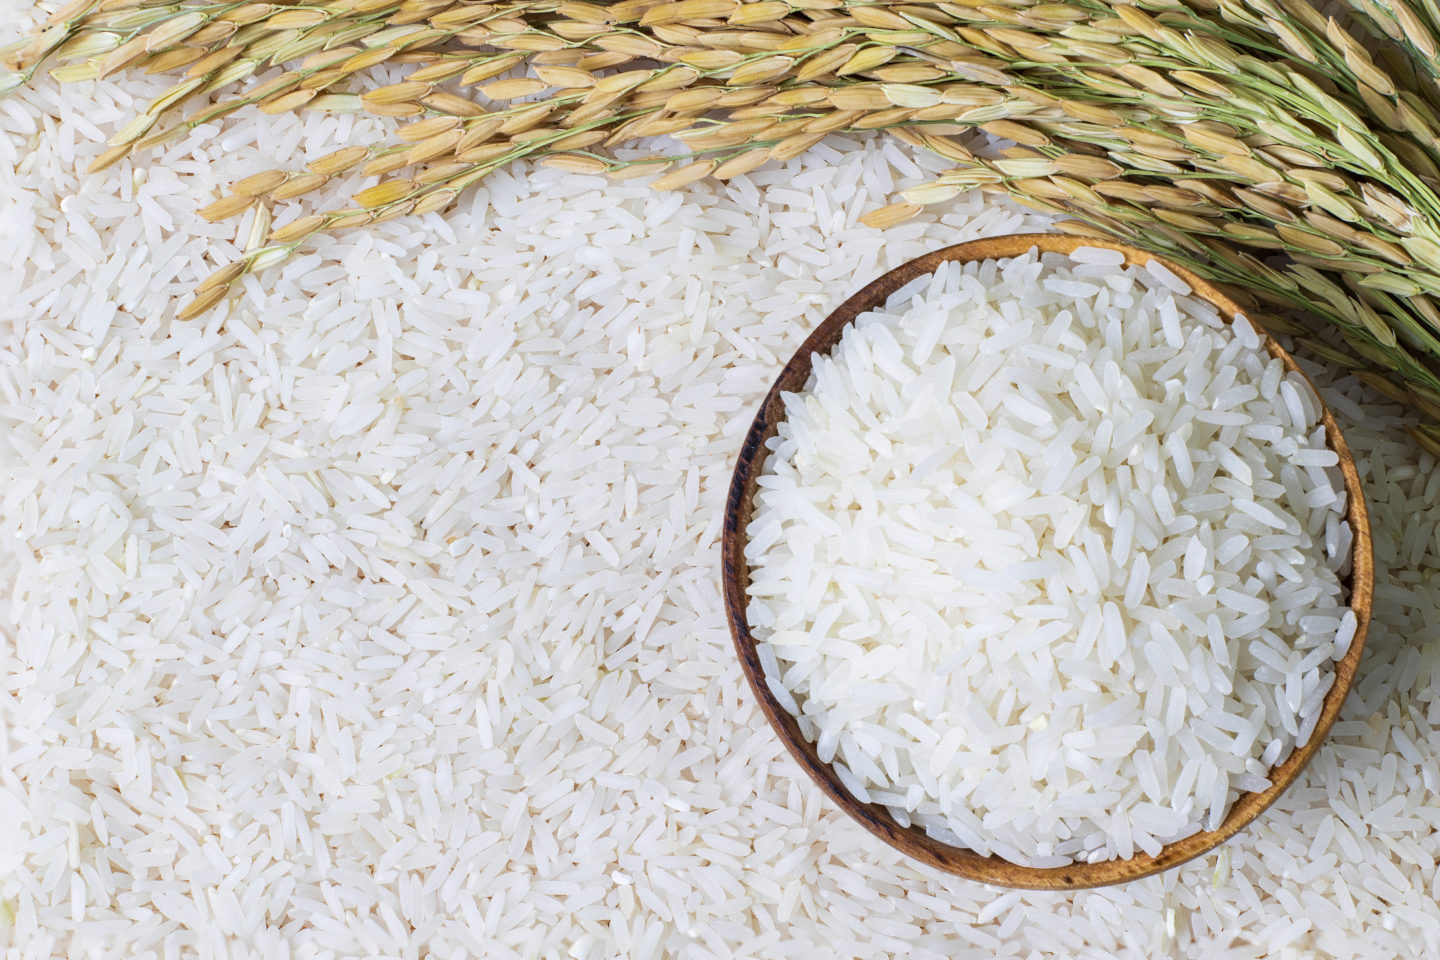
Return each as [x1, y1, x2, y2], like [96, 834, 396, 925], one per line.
[720, 233, 1374, 890]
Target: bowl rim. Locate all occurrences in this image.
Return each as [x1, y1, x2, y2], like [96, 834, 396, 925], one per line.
[720, 232, 1374, 890]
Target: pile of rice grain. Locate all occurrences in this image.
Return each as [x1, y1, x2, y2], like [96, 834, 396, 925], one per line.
[6, 24, 1440, 958]
[746, 250, 1354, 866]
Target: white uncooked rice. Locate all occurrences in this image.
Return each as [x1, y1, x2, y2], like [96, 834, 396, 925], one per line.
[6, 13, 1440, 956]
[745, 252, 1353, 866]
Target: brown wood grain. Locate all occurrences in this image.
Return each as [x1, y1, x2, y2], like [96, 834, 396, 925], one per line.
[720, 233, 1375, 890]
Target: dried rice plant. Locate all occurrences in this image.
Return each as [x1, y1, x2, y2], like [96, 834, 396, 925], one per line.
[9, 0, 1440, 432]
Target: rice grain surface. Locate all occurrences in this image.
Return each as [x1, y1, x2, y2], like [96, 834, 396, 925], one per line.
[746, 252, 1352, 865]
[4, 24, 1440, 957]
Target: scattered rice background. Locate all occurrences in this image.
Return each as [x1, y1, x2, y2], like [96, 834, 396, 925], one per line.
[6, 14, 1440, 957]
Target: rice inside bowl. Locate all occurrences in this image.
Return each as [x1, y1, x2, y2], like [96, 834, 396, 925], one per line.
[744, 247, 1355, 867]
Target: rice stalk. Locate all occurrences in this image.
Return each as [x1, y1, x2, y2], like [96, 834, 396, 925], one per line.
[10, 0, 1440, 409]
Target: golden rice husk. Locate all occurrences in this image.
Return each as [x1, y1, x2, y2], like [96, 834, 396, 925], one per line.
[859, 201, 923, 228]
